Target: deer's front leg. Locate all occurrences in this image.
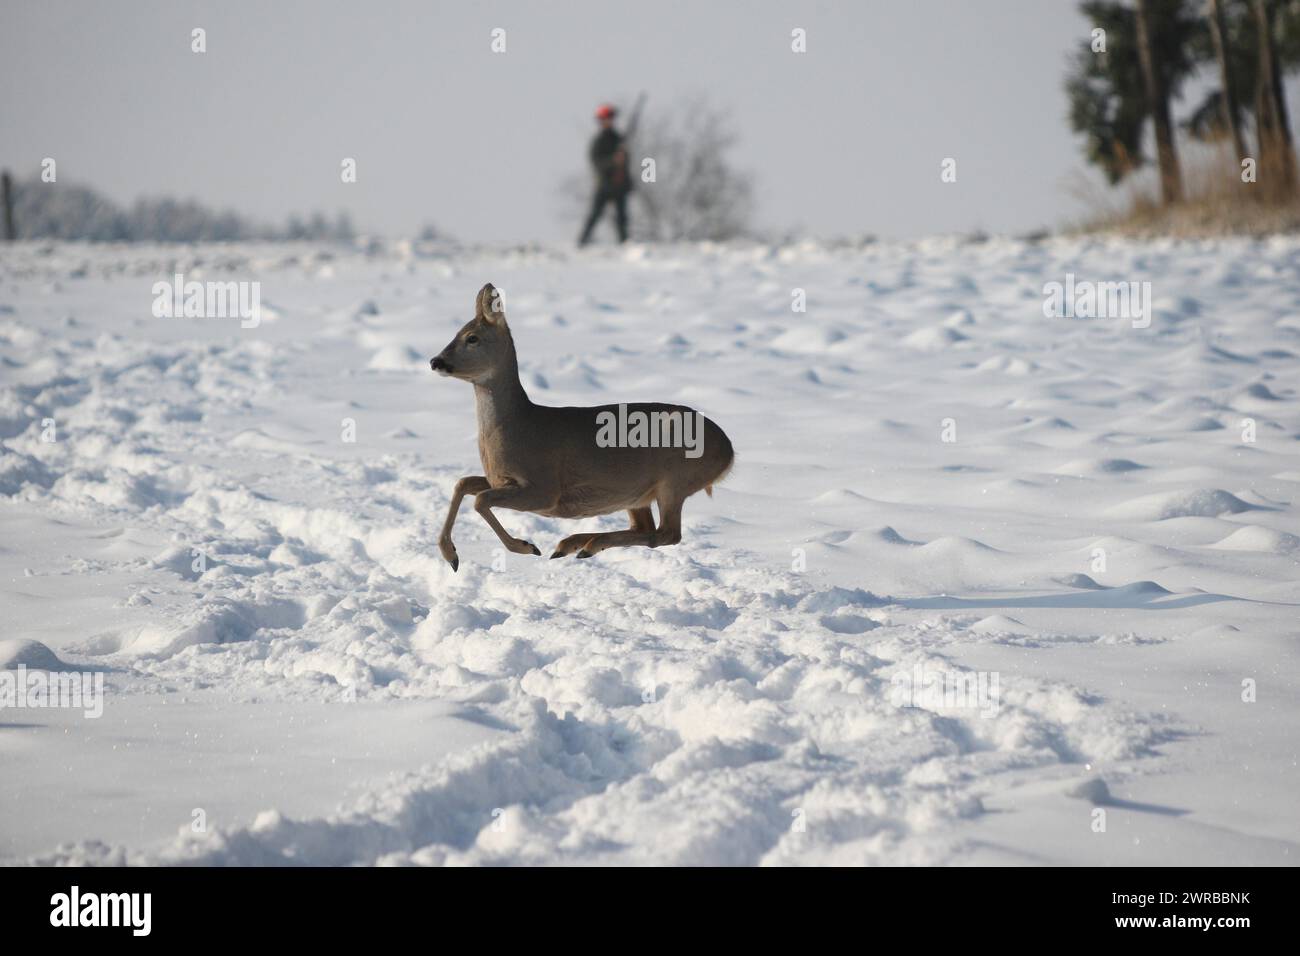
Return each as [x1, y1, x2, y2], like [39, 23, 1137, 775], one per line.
[440, 476, 491, 571]
[473, 482, 553, 558]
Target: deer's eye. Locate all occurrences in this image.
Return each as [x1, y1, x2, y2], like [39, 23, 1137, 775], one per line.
[465, 334, 479, 345]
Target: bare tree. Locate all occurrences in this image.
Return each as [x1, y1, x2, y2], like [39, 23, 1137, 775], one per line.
[564, 93, 754, 242]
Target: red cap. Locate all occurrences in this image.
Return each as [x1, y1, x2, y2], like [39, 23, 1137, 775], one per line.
[595, 103, 616, 120]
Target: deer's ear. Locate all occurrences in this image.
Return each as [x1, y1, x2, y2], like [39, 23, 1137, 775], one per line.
[476, 283, 507, 326]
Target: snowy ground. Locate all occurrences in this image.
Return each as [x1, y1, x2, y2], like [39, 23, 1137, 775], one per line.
[1, 236, 1297, 865]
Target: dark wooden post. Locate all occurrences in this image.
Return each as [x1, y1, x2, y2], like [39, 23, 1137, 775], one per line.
[1, 172, 14, 241]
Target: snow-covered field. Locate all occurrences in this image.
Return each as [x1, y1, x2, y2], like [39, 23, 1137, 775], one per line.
[1, 236, 1297, 865]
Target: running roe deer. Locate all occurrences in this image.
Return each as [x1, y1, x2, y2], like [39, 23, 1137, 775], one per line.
[430, 283, 734, 570]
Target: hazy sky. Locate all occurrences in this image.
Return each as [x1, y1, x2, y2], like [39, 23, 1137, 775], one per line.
[0, 0, 1230, 242]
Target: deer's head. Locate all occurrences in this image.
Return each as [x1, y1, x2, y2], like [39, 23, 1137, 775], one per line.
[430, 283, 513, 384]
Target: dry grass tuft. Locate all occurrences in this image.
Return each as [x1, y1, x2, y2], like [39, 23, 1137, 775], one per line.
[1069, 143, 1300, 238]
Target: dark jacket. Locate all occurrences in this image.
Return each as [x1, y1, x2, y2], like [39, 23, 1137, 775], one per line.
[590, 128, 631, 195]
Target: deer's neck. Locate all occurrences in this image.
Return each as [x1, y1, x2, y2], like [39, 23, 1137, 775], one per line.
[472, 348, 530, 434]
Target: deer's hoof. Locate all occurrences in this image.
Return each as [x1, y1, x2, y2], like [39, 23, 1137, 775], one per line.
[575, 549, 593, 560]
[527, 543, 541, 556]
[439, 540, 459, 571]
[549, 550, 564, 559]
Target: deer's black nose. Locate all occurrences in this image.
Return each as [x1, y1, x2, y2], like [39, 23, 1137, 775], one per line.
[431, 356, 451, 373]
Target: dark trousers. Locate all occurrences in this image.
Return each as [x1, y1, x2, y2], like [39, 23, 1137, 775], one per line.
[579, 189, 628, 245]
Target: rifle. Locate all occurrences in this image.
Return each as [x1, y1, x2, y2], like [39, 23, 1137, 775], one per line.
[609, 93, 647, 194]
[623, 92, 648, 144]
[621, 93, 661, 237]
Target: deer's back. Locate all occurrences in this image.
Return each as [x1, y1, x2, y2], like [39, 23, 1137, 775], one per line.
[492, 401, 732, 519]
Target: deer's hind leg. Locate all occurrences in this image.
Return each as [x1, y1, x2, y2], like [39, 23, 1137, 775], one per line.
[629, 506, 655, 532]
[649, 492, 684, 548]
[559, 494, 685, 560]
[550, 507, 654, 559]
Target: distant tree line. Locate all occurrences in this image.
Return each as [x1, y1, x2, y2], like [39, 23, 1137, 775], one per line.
[2, 175, 357, 242]
[1067, 0, 1300, 204]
